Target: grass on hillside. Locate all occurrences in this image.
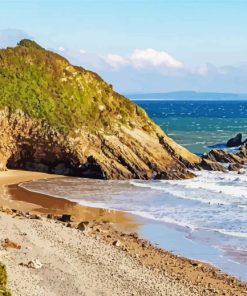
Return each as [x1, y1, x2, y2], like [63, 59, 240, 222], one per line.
[0, 40, 148, 133]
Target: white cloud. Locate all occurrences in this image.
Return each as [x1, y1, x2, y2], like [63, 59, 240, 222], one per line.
[58, 46, 65, 52]
[79, 49, 86, 54]
[103, 53, 128, 69]
[130, 48, 183, 69]
[101, 48, 183, 70]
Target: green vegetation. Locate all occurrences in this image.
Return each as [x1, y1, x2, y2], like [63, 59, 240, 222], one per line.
[0, 40, 147, 133]
[0, 264, 11, 296]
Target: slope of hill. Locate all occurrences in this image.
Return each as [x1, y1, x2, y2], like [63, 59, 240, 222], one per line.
[0, 40, 201, 179]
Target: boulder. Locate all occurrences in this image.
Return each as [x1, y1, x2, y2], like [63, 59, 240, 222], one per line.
[228, 163, 243, 171]
[58, 214, 71, 223]
[226, 133, 242, 148]
[77, 221, 90, 232]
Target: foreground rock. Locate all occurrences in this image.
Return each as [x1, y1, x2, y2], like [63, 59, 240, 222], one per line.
[0, 40, 202, 180]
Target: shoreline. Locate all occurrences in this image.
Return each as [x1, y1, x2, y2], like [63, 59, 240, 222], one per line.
[0, 170, 247, 295]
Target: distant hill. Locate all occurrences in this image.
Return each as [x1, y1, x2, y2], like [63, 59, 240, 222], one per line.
[126, 91, 247, 101]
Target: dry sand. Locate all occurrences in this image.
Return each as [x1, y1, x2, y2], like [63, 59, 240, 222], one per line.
[0, 170, 247, 296]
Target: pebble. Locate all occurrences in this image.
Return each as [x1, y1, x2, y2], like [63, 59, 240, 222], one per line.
[27, 259, 43, 269]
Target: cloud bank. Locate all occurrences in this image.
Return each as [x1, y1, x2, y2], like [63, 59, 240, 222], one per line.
[0, 29, 247, 93]
[103, 48, 183, 70]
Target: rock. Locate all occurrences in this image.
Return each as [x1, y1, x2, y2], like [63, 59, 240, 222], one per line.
[29, 214, 41, 220]
[154, 169, 195, 180]
[58, 214, 71, 223]
[226, 133, 242, 147]
[238, 169, 246, 175]
[27, 259, 43, 269]
[77, 221, 90, 232]
[112, 240, 121, 247]
[198, 159, 226, 172]
[1, 238, 21, 250]
[237, 143, 247, 160]
[228, 163, 243, 171]
[202, 149, 244, 164]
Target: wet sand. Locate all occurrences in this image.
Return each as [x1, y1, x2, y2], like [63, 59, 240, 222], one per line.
[0, 170, 247, 295]
[0, 170, 140, 233]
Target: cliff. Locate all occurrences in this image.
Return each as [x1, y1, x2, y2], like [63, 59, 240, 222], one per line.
[0, 40, 201, 179]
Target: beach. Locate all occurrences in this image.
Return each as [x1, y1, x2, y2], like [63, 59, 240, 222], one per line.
[0, 170, 246, 295]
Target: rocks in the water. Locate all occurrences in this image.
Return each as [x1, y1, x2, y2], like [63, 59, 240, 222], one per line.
[202, 149, 244, 164]
[228, 163, 243, 171]
[228, 162, 243, 172]
[237, 143, 247, 160]
[154, 169, 195, 180]
[198, 159, 226, 172]
[226, 133, 242, 147]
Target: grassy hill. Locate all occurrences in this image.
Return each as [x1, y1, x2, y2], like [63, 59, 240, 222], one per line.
[0, 40, 200, 179]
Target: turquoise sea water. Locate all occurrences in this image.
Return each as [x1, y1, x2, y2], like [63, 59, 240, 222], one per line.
[135, 100, 247, 154]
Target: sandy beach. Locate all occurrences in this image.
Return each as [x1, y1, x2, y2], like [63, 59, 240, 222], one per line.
[0, 170, 247, 296]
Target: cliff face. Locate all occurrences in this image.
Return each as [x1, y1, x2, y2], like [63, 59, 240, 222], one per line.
[0, 40, 200, 179]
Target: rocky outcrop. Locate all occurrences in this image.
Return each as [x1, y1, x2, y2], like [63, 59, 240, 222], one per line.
[197, 159, 226, 172]
[202, 149, 244, 164]
[202, 142, 247, 172]
[226, 133, 243, 147]
[0, 105, 201, 180]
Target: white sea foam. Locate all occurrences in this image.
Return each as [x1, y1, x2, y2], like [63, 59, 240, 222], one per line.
[20, 169, 247, 244]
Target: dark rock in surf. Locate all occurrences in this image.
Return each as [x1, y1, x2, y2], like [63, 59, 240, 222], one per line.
[226, 133, 242, 148]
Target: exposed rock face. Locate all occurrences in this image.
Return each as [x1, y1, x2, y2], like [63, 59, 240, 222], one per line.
[202, 149, 244, 164]
[0, 109, 201, 180]
[0, 40, 203, 180]
[198, 159, 226, 172]
[226, 133, 242, 147]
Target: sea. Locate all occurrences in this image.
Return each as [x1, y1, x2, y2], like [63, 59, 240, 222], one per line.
[20, 100, 247, 281]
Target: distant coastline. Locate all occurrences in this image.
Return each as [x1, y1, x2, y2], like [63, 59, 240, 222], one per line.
[126, 91, 247, 101]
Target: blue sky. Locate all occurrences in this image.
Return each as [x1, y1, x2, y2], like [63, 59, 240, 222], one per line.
[1, 0, 247, 93]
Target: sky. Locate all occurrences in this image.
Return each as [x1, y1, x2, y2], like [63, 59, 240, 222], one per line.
[0, 0, 247, 93]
